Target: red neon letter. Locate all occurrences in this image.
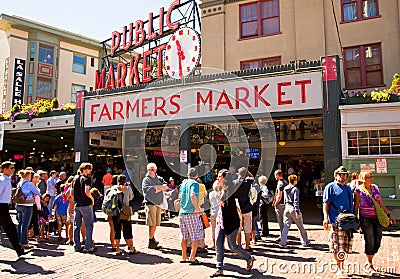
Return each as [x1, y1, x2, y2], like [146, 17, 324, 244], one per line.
[196, 91, 213, 112]
[111, 31, 121, 56]
[215, 90, 233, 111]
[126, 100, 140, 118]
[154, 44, 166, 78]
[116, 62, 127, 88]
[105, 65, 115, 89]
[142, 49, 153, 83]
[154, 97, 167, 116]
[278, 82, 292, 105]
[295, 80, 311, 103]
[158, 7, 165, 35]
[235, 87, 251, 109]
[148, 12, 157, 40]
[169, 95, 181, 114]
[254, 84, 271, 107]
[142, 98, 152, 117]
[99, 104, 112, 122]
[166, 0, 180, 30]
[95, 68, 106, 90]
[90, 104, 100, 122]
[129, 54, 141, 86]
[113, 101, 124, 120]
[122, 23, 133, 51]
[135, 20, 146, 47]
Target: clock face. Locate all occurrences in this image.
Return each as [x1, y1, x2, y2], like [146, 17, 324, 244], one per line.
[164, 27, 201, 79]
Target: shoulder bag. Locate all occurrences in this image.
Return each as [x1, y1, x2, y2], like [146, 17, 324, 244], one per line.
[12, 181, 34, 204]
[358, 184, 390, 227]
[331, 186, 360, 231]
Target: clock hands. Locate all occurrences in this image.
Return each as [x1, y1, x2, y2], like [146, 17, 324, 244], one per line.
[176, 40, 185, 77]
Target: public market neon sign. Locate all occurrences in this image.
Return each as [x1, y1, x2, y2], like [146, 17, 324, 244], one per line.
[95, 0, 181, 90]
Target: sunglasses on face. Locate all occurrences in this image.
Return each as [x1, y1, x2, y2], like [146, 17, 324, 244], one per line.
[338, 173, 348, 177]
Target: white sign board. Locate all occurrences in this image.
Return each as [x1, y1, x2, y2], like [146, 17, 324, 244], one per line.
[89, 130, 122, 148]
[360, 164, 375, 172]
[0, 122, 4, 151]
[376, 158, 387, 174]
[75, 152, 81, 163]
[84, 72, 323, 128]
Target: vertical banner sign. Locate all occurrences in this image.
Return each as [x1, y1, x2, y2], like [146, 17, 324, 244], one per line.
[0, 122, 4, 151]
[322, 56, 337, 81]
[12, 58, 26, 105]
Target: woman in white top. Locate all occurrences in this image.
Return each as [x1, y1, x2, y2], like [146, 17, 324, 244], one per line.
[111, 174, 137, 255]
[15, 170, 40, 248]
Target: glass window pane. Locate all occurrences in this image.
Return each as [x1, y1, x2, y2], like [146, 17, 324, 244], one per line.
[241, 4, 257, 22]
[366, 71, 382, 86]
[363, 0, 377, 18]
[262, 0, 279, 18]
[263, 57, 281, 67]
[73, 54, 86, 74]
[348, 131, 358, 139]
[358, 131, 368, 138]
[38, 44, 54, 64]
[392, 146, 400, 154]
[359, 147, 369, 155]
[242, 21, 258, 37]
[262, 17, 280, 35]
[369, 138, 379, 146]
[359, 139, 368, 147]
[365, 46, 381, 65]
[71, 84, 85, 103]
[348, 147, 358, 155]
[345, 48, 360, 67]
[36, 78, 52, 99]
[391, 138, 400, 145]
[343, 3, 357, 21]
[391, 129, 400, 137]
[369, 130, 379, 138]
[369, 146, 379, 155]
[379, 130, 390, 137]
[380, 147, 390, 154]
[348, 139, 357, 148]
[347, 68, 362, 87]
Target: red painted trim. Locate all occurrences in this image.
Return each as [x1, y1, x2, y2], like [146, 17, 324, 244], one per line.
[28, 62, 34, 74]
[240, 56, 281, 70]
[238, 32, 282, 41]
[38, 63, 53, 77]
[340, 0, 380, 22]
[343, 42, 384, 89]
[340, 15, 381, 24]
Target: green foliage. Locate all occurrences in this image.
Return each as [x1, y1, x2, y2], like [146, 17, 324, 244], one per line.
[10, 104, 20, 114]
[370, 73, 400, 102]
[51, 98, 59, 109]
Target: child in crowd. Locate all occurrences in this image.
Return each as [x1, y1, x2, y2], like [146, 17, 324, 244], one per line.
[53, 185, 69, 242]
[90, 188, 103, 222]
[39, 193, 51, 240]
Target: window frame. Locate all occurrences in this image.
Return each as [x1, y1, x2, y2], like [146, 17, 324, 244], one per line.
[240, 56, 281, 70]
[341, 0, 380, 23]
[72, 53, 87, 74]
[345, 128, 400, 157]
[343, 43, 384, 90]
[239, 0, 281, 40]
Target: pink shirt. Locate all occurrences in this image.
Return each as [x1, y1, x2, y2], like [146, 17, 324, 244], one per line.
[355, 184, 382, 218]
[102, 173, 113, 186]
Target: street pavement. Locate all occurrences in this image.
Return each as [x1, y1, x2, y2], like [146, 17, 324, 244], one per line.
[0, 216, 399, 279]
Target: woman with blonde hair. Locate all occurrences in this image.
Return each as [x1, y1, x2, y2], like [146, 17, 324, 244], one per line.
[15, 170, 40, 248]
[354, 171, 396, 274]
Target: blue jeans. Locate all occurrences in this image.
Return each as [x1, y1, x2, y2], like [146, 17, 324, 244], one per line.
[48, 196, 56, 218]
[16, 205, 33, 245]
[215, 227, 251, 271]
[74, 205, 94, 250]
[360, 216, 383, 255]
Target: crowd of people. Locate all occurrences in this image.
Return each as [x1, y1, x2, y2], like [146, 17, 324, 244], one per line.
[0, 160, 396, 278]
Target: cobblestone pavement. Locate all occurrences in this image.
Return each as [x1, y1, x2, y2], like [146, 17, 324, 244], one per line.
[0, 219, 399, 279]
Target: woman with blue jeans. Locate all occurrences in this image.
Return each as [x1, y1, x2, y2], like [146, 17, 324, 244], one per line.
[354, 171, 396, 275]
[210, 170, 254, 278]
[15, 170, 41, 248]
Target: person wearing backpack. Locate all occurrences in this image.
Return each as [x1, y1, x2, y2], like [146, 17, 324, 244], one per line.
[15, 169, 40, 249]
[278, 174, 310, 248]
[71, 163, 95, 253]
[259, 175, 273, 237]
[0, 161, 25, 256]
[110, 174, 137, 256]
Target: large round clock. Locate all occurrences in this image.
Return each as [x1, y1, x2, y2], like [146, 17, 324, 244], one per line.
[164, 27, 201, 79]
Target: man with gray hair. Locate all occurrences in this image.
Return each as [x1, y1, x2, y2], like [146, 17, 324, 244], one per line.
[56, 172, 67, 195]
[178, 168, 202, 264]
[142, 163, 168, 249]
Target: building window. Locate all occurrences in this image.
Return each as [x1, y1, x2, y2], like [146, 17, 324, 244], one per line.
[73, 54, 86, 74]
[241, 57, 281, 70]
[347, 129, 400, 156]
[30, 42, 35, 62]
[342, 0, 378, 22]
[71, 84, 85, 103]
[38, 44, 54, 65]
[36, 77, 52, 100]
[27, 75, 33, 96]
[344, 44, 383, 89]
[240, 0, 280, 39]
[90, 57, 95, 67]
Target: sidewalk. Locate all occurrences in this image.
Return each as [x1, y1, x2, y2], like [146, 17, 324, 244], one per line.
[1, 217, 399, 278]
